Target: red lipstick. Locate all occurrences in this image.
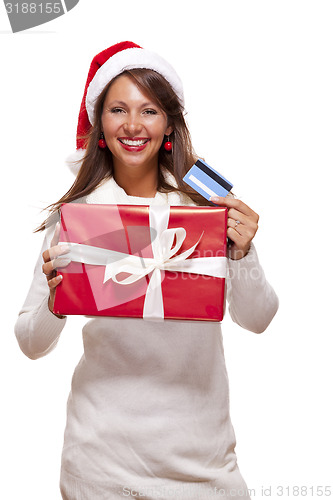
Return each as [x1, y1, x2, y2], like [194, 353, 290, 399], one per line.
[118, 137, 150, 152]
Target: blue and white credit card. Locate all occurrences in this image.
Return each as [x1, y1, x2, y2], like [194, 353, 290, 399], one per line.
[183, 159, 233, 201]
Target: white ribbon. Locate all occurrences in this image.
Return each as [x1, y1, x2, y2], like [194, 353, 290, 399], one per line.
[59, 205, 227, 319]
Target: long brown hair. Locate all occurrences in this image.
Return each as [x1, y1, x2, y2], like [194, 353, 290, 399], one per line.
[36, 68, 210, 232]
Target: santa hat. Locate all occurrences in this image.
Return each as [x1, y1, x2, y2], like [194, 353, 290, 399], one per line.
[66, 41, 184, 175]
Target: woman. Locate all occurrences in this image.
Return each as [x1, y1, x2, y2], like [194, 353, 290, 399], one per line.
[15, 41, 279, 499]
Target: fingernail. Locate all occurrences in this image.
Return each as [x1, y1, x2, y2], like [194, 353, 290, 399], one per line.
[210, 196, 220, 203]
[57, 274, 63, 281]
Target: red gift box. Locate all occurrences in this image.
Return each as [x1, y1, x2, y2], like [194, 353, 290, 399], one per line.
[53, 203, 228, 321]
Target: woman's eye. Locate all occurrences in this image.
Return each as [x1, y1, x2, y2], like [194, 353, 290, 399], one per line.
[110, 108, 124, 114]
[143, 109, 157, 115]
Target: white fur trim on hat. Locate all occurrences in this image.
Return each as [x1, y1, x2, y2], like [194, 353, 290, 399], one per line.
[86, 47, 184, 125]
[65, 149, 85, 176]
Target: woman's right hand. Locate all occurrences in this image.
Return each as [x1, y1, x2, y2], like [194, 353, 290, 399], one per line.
[42, 222, 70, 316]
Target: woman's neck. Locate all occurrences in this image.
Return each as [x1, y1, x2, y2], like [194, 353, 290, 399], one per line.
[113, 163, 158, 198]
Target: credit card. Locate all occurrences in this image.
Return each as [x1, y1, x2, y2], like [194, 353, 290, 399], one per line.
[183, 159, 233, 201]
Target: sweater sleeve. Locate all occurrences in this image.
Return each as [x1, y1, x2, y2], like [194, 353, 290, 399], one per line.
[14, 224, 67, 360]
[226, 243, 279, 333]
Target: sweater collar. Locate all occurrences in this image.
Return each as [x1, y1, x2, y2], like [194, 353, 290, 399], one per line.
[85, 173, 185, 206]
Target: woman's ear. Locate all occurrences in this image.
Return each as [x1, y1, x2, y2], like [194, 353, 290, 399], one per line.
[165, 124, 174, 136]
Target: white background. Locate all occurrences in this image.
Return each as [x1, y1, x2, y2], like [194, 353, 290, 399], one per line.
[1, 1, 332, 498]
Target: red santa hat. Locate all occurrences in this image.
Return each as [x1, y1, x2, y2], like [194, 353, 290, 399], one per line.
[66, 41, 184, 175]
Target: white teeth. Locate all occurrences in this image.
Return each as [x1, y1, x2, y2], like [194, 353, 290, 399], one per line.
[121, 139, 148, 146]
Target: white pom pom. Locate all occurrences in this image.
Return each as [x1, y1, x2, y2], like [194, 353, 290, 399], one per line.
[65, 149, 85, 175]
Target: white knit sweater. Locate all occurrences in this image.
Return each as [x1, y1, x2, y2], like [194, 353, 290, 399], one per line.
[15, 177, 278, 500]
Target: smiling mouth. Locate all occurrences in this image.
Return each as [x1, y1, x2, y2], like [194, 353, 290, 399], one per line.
[118, 138, 150, 146]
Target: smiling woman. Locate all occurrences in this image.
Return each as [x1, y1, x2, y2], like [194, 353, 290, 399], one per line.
[100, 74, 173, 196]
[14, 41, 278, 500]
[34, 62, 209, 230]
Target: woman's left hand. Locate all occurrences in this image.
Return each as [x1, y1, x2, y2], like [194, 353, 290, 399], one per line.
[210, 196, 259, 260]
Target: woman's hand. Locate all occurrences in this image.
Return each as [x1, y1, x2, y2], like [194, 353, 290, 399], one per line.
[42, 222, 70, 316]
[210, 196, 259, 260]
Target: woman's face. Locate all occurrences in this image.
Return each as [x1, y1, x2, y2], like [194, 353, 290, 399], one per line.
[101, 74, 173, 173]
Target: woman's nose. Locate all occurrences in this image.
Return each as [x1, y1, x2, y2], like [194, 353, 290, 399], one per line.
[124, 113, 143, 135]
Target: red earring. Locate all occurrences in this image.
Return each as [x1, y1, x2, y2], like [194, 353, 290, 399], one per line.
[98, 132, 107, 149]
[164, 136, 172, 152]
